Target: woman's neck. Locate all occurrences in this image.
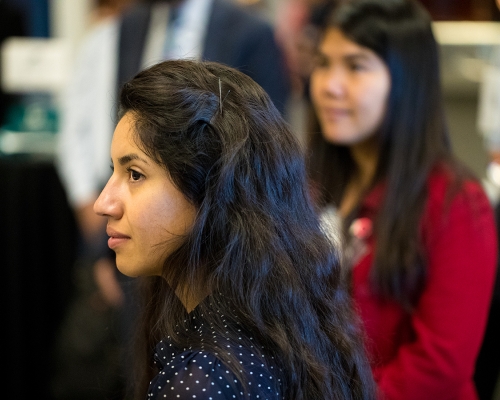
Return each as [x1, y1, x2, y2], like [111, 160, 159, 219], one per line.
[351, 136, 379, 186]
[339, 137, 379, 218]
[175, 285, 209, 313]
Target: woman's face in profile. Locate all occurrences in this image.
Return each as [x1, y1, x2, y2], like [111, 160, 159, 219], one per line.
[94, 112, 197, 278]
[310, 28, 391, 147]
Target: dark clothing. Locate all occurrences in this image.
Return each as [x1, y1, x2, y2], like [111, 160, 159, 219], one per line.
[473, 203, 500, 400]
[149, 301, 282, 399]
[118, 0, 290, 115]
[0, 2, 26, 125]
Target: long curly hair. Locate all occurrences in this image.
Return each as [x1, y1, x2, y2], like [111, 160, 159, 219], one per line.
[119, 59, 375, 399]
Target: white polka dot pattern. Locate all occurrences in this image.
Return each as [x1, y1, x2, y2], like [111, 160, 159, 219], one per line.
[147, 306, 282, 399]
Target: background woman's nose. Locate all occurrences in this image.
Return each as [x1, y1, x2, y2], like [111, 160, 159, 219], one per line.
[324, 69, 346, 98]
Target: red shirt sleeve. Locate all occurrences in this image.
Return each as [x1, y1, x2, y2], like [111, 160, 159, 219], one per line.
[374, 177, 498, 400]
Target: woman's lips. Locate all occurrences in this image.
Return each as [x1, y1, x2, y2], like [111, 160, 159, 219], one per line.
[106, 227, 130, 249]
[108, 237, 130, 249]
[322, 107, 350, 121]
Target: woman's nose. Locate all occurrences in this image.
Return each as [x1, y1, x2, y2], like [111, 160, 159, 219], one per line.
[94, 178, 122, 219]
[323, 68, 347, 98]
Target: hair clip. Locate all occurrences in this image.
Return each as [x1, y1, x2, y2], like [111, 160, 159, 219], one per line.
[218, 78, 222, 113]
[218, 78, 231, 114]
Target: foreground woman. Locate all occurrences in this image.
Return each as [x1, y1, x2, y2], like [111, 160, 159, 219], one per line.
[94, 59, 375, 399]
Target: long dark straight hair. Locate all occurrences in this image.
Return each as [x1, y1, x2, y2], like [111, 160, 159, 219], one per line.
[307, 0, 470, 309]
[119, 60, 375, 399]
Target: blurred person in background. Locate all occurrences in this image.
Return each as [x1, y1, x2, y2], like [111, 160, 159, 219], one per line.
[475, 0, 500, 398]
[91, 0, 135, 23]
[53, 0, 289, 398]
[0, 0, 27, 126]
[274, 0, 338, 147]
[274, 0, 337, 98]
[274, 0, 319, 96]
[307, 0, 498, 399]
[477, 0, 500, 204]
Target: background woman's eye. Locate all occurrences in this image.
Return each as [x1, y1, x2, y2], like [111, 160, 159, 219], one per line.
[349, 62, 364, 71]
[313, 53, 329, 68]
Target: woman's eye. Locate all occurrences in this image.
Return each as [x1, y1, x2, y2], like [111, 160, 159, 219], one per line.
[128, 169, 144, 181]
[314, 54, 329, 68]
[349, 62, 366, 72]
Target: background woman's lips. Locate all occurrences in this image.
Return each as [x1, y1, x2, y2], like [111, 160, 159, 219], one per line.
[324, 107, 350, 117]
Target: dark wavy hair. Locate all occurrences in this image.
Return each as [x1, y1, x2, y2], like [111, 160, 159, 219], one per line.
[118, 60, 375, 399]
[307, 0, 470, 309]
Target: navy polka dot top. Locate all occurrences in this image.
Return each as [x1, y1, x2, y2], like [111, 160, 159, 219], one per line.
[147, 302, 283, 399]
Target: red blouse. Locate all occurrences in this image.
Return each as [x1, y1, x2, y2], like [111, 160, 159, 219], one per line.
[352, 165, 498, 400]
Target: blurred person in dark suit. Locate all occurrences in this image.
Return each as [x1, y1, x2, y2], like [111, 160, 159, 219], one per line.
[0, 0, 27, 126]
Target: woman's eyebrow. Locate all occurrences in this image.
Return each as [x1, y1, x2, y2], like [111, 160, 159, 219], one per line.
[343, 52, 371, 62]
[118, 153, 149, 166]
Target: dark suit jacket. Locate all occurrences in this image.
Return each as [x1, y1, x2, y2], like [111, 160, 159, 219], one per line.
[0, 1, 26, 125]
[117, 0, 290, 114]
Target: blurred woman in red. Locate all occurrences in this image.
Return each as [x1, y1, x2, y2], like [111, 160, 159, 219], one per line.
[308, 1, 498, 398]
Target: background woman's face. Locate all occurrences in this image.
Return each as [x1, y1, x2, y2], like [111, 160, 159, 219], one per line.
[310, 28, 391, 146]
[94, 113, 197, 278]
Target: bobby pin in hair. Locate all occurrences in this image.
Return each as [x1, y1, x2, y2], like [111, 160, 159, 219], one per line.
[218, 78, 230, 114]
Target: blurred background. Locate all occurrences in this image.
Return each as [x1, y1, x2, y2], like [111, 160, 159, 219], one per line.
[2, 0, 500, 399]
